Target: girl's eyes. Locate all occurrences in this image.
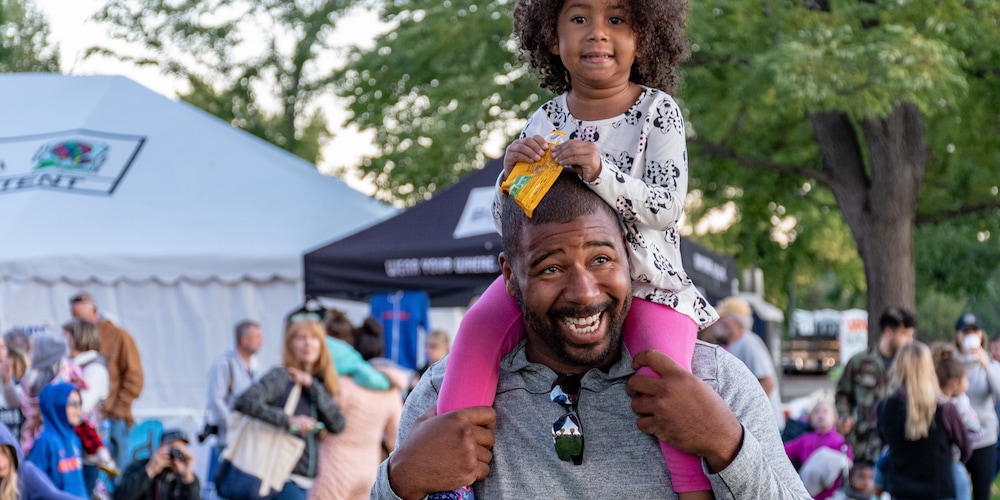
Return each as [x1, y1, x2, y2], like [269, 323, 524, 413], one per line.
[608, 17, 626, 25]
[571, 16, 587, 24]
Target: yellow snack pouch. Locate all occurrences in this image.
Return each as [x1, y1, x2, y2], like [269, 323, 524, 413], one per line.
[501, 131, 567, 217]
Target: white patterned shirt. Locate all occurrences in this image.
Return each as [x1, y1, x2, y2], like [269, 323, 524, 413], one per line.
[495, 87, 718, 329]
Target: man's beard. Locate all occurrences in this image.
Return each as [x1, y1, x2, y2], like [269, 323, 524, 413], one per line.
[512, 276, 630, 368]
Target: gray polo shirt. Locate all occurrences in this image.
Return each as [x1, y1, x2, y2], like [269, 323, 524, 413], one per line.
[372, 340, 810, 499]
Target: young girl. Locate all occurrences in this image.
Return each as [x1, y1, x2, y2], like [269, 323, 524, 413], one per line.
[934, 343, 980, 500]
[0, 423, 81, 500]
[26, 383, 87, 498]
[783, 400, 852, 500]
[878, 342, 971, 500]
[437, 0, 717, 497]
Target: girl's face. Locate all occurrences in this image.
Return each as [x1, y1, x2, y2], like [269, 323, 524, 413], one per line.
[0, 447, 10, 478]
[551, 0, 637, 91]
[809, 402, 836, 433]
[66, 390, 83, 426]
[291, 329, 321, 368]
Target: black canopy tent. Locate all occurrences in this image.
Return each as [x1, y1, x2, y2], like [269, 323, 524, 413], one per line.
[304, 158, 739, 307]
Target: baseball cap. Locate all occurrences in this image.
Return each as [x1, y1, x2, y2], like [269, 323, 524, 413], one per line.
[716, 296, 752, 318]
[159, 428, 190, 446]
[955, 313, 983, 332]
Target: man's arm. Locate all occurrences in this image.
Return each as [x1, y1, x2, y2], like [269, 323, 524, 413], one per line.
[206, 359, 230, 425]
[114, 461, 153, 500]
[834, 356, 857, 432]
[629, 348, 811, 500]
[758, 375, 776, 398]
[372, 367, 496, 500]
[108, 328, 144, 417]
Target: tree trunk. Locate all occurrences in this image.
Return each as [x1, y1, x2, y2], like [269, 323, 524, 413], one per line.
[810, 103, 927, 346]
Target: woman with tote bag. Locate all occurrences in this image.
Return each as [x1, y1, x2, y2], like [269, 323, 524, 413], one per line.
[229, 316, 345, 500]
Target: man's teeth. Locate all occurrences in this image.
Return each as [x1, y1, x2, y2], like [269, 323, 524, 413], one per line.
[562, 313, 602, 334]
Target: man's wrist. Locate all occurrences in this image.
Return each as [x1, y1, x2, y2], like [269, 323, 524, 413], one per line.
[704, 424, 743, 474]
[386, 453, 423, 500]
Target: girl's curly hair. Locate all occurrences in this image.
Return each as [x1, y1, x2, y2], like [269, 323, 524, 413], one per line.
[512, 0, 690, 95]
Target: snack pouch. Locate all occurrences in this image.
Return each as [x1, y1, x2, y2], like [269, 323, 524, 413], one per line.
[501, 131, 567, 217]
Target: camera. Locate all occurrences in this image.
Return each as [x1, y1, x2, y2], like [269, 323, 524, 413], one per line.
[197, 422, 219, 443]
[169, 447, 187, 461]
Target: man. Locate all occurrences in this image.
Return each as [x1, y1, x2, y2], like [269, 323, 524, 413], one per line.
[715, 296, 784, 430]
[373, 171, 809, 499]
[835, 307, 916, 462]
[204, 321, 261, 473]
[70, 292, 144, 476]
[115, 428, 200, 500]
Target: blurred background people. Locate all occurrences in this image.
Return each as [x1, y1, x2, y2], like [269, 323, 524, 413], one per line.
[0, 422, 83, 500]
[322, 309, 390, 391]
[831, 460, 875, 500]
[784, 399, 851, 500]
[934, 342, 980, 500]
[69, 292, 144, 479]
[26, 383, 87, 498]
[716, 296, 784, 430]
[203, 319, 262, 489]
[115, 428, 199, 500]
[879, 342, 970, 500]
[953, 313, 1000, 500]
[233, 318, 345, 499]
[836, 306, 916, 463]
[309, 317, 403, 500]
[63, 318, 117, 491]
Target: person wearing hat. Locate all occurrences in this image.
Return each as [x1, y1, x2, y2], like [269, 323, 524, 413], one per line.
[115, 428, 199, 500]
[953, 313, 1000, 500]
[835, 307, 916, 463]
[715, 296, 784, 430]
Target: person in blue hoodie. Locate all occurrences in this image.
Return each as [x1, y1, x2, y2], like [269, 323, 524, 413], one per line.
[26, 383, 87, 498]
[0, 422, 82, 500]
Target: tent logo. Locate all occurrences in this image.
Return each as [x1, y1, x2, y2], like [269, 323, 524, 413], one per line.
[0, 129, 144, 196]
[33, 140, 109, 173]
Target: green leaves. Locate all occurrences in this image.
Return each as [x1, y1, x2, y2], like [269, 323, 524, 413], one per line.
[0, 0, 60, 73]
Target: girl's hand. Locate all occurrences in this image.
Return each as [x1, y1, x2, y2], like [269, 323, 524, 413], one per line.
[288, 415, 319, 434]
[552, 140, 601, 182]
[502, 135, 549, 179]
[287, 367, 314, 387]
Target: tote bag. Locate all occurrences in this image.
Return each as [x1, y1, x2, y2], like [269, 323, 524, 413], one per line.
[215, 384, 306, 499]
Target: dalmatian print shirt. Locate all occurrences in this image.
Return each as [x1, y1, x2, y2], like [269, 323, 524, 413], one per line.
[494, 87, 718, 328]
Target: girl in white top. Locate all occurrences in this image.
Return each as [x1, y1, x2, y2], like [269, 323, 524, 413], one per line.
[436, 0, 717, 498]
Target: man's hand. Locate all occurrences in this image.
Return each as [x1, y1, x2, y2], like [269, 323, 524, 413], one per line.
[551, 140, 601, 183]
[145, 447, 171, 479]
[171, 448, 196, 484]
[387, 405, 496, 500]
[502, 135, 549, 179]
[628, 350, 744, 473]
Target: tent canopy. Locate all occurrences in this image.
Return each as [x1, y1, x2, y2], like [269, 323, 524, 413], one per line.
[0, 74, 395, 414]
[0, 74, 394, 284]
[305, 159, 739, 307]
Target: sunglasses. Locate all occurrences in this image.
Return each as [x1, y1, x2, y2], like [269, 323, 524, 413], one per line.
[550, 373, 584, 465]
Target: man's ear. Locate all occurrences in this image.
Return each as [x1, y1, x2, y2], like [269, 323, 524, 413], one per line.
[499, 253, 517, 297]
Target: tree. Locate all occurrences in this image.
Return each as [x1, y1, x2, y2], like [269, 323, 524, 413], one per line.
[340, 0, 1000, 341]
[336, 0, 548, 204]
[682, 0, 1000, 339]
[90, 0, 361, 165]
[0, 0, 60, 73]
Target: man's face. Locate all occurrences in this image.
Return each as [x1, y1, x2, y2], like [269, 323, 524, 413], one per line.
[240, 325, 263, 355]
[70, 301, 99, 323]
[887, 326, 915, 356]
[500, 209, 632, 374]
[990, 339, 1000, 361]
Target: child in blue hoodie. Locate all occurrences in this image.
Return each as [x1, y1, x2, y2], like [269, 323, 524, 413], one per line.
[0, 422, 81, 500]
[26, 383, 87, 498]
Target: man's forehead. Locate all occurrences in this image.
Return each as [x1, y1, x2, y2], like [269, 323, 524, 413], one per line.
[520, 212, 622, 255]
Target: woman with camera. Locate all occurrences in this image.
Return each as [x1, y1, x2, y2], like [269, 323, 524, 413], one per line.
[232, 316, 345, 500]
[115, 428, 198, 500]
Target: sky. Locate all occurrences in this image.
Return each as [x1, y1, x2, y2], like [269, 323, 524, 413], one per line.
[32, 0, 387, 195]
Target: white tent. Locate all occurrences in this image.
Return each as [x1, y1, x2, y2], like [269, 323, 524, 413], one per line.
[0, 74, 395, 417]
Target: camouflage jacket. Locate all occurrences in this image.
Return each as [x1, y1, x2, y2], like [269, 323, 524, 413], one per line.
[835, 346, 889, 462]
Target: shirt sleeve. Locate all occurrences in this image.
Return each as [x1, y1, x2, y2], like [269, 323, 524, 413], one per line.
[588, 93, 688, 232]
[206, 358, 230, 425]
[706, 349, 812, 499]
[942, 401, 973, 464]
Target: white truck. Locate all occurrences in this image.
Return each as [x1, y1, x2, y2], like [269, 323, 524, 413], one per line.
[782, 309, 868, 373]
